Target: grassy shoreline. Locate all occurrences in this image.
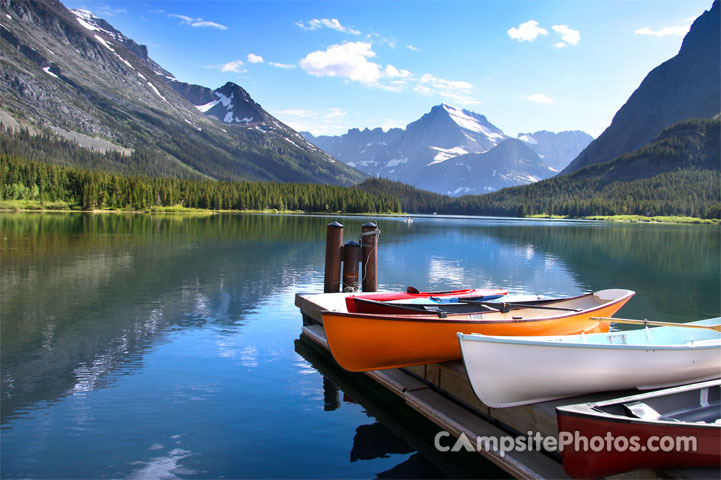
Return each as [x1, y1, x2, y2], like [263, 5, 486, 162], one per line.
[1, 200, 718, 224]
[528, 213, 719, 225]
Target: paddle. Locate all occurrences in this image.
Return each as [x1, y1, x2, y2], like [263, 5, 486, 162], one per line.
[464, 301, 582, 312]
[592, 317, 721, 332]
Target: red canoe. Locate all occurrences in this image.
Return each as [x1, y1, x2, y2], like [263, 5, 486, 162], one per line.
[556, 379, 721, 478]
[345, 287, 507, 313]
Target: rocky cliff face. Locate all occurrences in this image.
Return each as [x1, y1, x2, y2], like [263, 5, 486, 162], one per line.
[563, 0, 720, 174]
[0, 0, 364, 185]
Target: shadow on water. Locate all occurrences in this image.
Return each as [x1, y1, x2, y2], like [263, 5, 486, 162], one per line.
[294, 335, 510, 479]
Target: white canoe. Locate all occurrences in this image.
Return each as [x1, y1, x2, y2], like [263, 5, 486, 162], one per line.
[458, 318, 721, 408]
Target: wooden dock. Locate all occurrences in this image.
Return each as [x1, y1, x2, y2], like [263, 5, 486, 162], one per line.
[296, 292, 718, 480]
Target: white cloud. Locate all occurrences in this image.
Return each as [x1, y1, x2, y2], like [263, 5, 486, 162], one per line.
[247, 53, 264, 64]
[273, 108, 352, 135]
[507, 20, 548, 42]
[221, 59, 244, 72]
[635, 25, 690, 36]
[406, 45, 420, 52]
[553, 41, 567, 49]
[300, 41, 382, 84]
[552, 25, 580, 47]
[365, 32, 397, 49]
[416, 74, 479, 105]
[269, 62, 297, 69]
[299, 42, 477, 103]
[528, 94, 553, 104]
[169, 14, 227, 30]
[383, 65, 411, 79]
[296, 18, 360, 35]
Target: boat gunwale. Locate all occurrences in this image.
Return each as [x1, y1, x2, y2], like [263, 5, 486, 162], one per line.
[323, 290, 635, 325]
[458, 318, 721, 349]
[556, 379, 721, 429]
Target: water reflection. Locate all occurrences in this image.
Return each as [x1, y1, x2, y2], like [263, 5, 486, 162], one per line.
[0, 213, 336, 423]
[294, 336, 509, 479]
[351, 422, 414, 461]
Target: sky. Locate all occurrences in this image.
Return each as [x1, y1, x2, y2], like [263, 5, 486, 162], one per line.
[63, 0, 713, 138]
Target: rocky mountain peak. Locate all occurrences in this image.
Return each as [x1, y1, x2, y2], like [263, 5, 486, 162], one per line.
[69, 7, 172, 77]
[0, 0, 363, 185]
[301, 104, 583, 195]
[191, 81, 268, 125]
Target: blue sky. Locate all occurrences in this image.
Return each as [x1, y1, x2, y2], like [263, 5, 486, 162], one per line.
[64, 1, 713, 138]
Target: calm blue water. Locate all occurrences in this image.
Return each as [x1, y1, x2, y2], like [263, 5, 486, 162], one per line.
[1, 213, 718, 478]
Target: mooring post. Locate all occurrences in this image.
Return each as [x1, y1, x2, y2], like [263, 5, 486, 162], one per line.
[324, 221, 343, 293]
[361, 222, 378, 292]
[342, 240, 360, 292]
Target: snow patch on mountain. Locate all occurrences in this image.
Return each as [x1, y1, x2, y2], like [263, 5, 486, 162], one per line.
[518, 134, 538, 144]
[147, 82, 167, 102]
[93, 34, 113, 51]
[92, 34, 134, 70]
[443, 104, 505, 141]
[75, 16, 98, 32]
[73, 9, 128, 42]
[42, 66, 58, 78]
[196, 100, 219, 113]
[428, 146, 469, 165]
[216, 92, 232, 108]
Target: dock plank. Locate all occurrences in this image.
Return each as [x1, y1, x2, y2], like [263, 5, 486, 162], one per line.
[405, 388, 569, 479]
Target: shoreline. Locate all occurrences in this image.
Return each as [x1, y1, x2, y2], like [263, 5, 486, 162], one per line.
[1, 203, 718, 225]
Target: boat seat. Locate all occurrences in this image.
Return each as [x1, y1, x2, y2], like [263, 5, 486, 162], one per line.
[624, 401, 681, 422]
[624, 401, 662, 420]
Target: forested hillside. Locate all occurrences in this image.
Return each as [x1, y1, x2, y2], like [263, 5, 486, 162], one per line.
[0, 154, 401, 213]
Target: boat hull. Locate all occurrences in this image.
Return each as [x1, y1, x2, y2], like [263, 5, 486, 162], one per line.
[458, 318, 721, 408]
[322, 289, 634, 372]
[557, 380, 721, 478]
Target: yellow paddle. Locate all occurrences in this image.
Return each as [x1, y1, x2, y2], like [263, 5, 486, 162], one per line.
[592, 317, 721, 332]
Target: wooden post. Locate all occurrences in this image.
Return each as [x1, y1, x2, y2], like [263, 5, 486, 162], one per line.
[324, 221, 343, 293]
[342, 240, 360, 292]
[361, 222, 378, 292]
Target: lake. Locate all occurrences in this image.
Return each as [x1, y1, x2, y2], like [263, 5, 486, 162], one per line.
[1, 213, 718, 478]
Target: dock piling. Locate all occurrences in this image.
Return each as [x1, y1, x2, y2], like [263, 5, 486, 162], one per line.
[342, 240, 360, 291]
[324, 222, 343, 293]
[361, 222, 379, 292]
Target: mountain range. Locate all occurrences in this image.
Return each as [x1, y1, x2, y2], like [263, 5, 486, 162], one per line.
[0, 0, 363, 185]
[0, 0, 718, 213]
[303, 104, 593, 196]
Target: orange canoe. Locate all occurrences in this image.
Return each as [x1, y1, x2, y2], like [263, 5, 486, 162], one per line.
[321, 289, 635, 372]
